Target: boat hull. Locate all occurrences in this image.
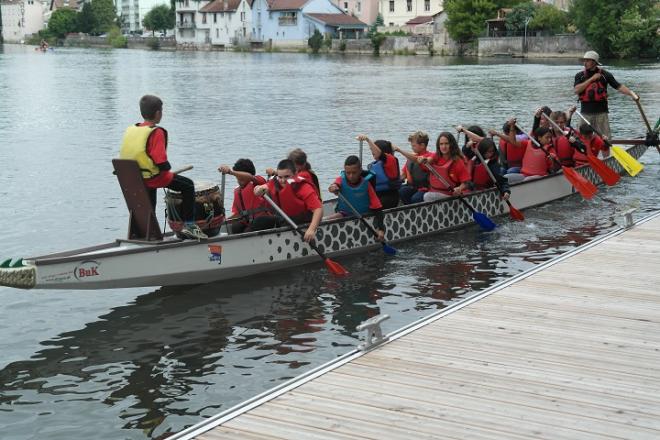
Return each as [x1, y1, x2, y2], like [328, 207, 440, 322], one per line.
[0, 143, 649, 290]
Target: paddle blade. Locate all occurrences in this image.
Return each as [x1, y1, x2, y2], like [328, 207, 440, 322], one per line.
[324, 258, 349, 276]
[381, 242, 398, 255]
[587, 155, 620, 186]
[507, 201, 525, 221]
[473, 211, 497, 231]
[611, 146, 643, 176]
[562, 166, 598, 199]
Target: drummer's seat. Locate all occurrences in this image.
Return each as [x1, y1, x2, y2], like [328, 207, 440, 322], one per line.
[112, 159, 163, 241]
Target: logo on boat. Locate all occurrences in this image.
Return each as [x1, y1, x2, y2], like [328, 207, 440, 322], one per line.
[208, 245, 222, 264]
[74, 260, 101, 280]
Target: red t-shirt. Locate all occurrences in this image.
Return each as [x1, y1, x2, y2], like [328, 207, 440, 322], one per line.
[141, 122, 174, 189]
[423, 154, 471, 184]
[334, 176, 382, 210]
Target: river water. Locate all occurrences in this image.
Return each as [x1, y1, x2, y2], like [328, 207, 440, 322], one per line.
[0, 44, 658, 439]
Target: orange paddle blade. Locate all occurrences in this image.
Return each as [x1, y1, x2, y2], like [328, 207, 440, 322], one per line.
[324, 258, 349, 276]
[587, 156, 620, 186]
[562, 166, 598, 199]
[507, 201, 525, 221]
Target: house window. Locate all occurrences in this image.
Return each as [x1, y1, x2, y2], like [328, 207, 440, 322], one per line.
[389, 0, 394, 12]
[216, 28, 219, 37]
[240, 11, 245, 21]
[406, 0, 412, 12]
[357, 1, 361, 12]
[202, 12, 206, 23]
[343, 1, 347, 9]
[214, 13, 217, 23]
[278, 11, 297, 26]
[424, 0, 430, 11]
[184, 0, 188, 6]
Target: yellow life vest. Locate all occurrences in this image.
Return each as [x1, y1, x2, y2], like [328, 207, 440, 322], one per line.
[119, 125, 166, 178]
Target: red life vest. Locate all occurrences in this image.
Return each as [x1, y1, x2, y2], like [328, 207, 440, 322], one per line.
[500, 138, 526, 168]
[234, 181, 270, 224]
[553, 136, 574, 167]
[579, 68, 608, 103]
[267, 176, 311, 218]
[428, 158, 458, 194]
[472, 160, 493, 190]
[573, 134, 602, 166]
[521, 145, 550, 177]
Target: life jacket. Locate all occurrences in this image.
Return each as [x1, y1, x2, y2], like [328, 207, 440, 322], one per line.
[578, 68, 608, 103]
[234, 180, 270, 224]
[428, 158, 459, 194]
[572, 134, 599, 166]
[119, 124, 167, 178]
[267, 176, 312, 218]
[297, 169, 321, 200]
[406, 159, 429, 189]
[553, 136, 575, 167]
[499, 138, 526, 168]
[521, 145, 551, 176]
[472, 159, 493, 190]
[368, 157, 401, 192]
[335, 171, 374, 215]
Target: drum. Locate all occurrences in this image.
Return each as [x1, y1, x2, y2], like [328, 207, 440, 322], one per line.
[165, 181, 225, 238]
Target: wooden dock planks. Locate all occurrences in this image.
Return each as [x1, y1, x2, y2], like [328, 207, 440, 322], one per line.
[193, 215, 660, 440]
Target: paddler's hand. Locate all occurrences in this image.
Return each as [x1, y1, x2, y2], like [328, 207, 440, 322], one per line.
[417, 156, 430, 165]
[355, 134, 369, 142]
[507, 117, 517, 128]
[501, 192, 510, 201]
[488, 129, 498, 137]
[254, 184, 268, 197]
[328, 183, 339, 194]
[456, 125, 464, 133]
[590, 72, 602, 82]
[304, 226, 317, 242]
[375, 229, 385, 242]
[631, 91, 640, 101]
[392, 144, 400, 153]
[218, 165, 233, 175]
[452, 187, 463, 196]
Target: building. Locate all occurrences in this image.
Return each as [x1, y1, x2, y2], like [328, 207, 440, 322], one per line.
[330, 0, 377, 26]
[119, 0, 171, 34]
[1, 0, 47, 42]
[378, 0, 442, 27]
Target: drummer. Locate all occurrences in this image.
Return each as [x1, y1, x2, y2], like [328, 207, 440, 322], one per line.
[218, 158, 270, 234]
[119, 95, 207, 239]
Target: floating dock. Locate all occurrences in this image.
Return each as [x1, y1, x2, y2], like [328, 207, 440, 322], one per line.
[172, 211, 660, 440]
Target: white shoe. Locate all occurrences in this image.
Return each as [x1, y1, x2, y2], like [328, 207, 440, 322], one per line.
[181, 223, 208, 240]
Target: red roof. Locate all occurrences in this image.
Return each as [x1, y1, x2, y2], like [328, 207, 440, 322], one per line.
[406, 15, 433, 25]
[200, 0, 241, 13]
[267, 0, 308, 11]
[306, 13, 366, 26]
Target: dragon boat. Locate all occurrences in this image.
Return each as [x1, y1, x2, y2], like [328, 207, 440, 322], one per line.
[0, 141, 652, 291]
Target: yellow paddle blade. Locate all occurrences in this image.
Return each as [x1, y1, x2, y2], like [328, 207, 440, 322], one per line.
[611, 146, 643, 177]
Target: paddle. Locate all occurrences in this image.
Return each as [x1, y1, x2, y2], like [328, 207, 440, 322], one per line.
[631, 92, 660, 155]
[542, 113, 620, 186]
[423, 160, 496, 231]
[515, 123, 597, 200]
[173, 165, 193, 174]
[262, 194, 349, 276]
[574, 110, 643, 177]
[336, 192, 397, 255]
[471, 144, 524, 221]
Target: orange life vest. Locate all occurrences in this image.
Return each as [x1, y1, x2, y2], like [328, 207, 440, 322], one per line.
[521, 145, 550, 177]
[500, 138, 526, 168]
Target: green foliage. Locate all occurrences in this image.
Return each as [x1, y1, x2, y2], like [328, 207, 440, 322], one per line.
[47, 8, 78, 38]
[505, 2, 535, 32]
[77, 3, 95, 34]
[308, 29, 323, 53]
[370, 32, 386, 55]
[90, 0, 117, 35]
[445, 0, 528, 42]
[529, 3, 569, 34]
[339, 39, 346, 52]
[570, 0, 659, 58]
[107, 26, 127, 48]
[381, 30, 410, 36]
[323, 33, 332, 49]
[375, 13, 384, 26]
[143, 4, 174, 34]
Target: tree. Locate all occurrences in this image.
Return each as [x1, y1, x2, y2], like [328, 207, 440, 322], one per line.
[445, 0, 524, 43]
[308, 29, 323, 53]
[143, 4, 174, 35]
[47, 7, 79, 38]
[570, 0, 659, 58]
[529, 3, 569, 34]
[505, 2, 535, 33]
[90, 0, 117, 35]
[375, 13, 384, 26]
[77, 2, 95, 34]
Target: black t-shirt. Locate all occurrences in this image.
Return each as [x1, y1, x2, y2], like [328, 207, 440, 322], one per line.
[574, 68, 621, 114]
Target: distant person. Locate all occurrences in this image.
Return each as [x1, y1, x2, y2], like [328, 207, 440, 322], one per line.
[574, 50, 637, 139]
[218, 159, 269, 234]
[119, 94, 207, 239]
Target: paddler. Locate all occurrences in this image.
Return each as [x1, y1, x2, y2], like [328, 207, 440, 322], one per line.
[253, 159, 323, 242]
[119, 95, 207, 239]
[218, 159, 270, 234]
[356, 134, 402, 209]
[397, 131, 433, 205]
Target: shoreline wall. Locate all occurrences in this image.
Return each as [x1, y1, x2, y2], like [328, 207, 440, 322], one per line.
[478, 34, 587, 58]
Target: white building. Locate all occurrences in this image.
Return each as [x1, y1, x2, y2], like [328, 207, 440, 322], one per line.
[378, 0, 441, 27]
[118, 0, 171, 34]
[1, 0, 47, 42]
[331, 0, 377, 26]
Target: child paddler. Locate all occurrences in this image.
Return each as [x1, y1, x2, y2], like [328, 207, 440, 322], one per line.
[503, 125, 557, 183]
[573, 124, 609, 166]
[253, 159, 323, 242]
[489, 120, 528, 174]
[119, 95, 207, 240]
[218, 159, 269, 234]
[288, 148, 322, 200]
[397, 131, 434, 205]
[414, 132, 471, 202]
[356, 134, 401, 209]
[326, 155, 385, 241]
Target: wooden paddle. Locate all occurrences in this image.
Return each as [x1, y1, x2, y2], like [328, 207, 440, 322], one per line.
[423, 161, 496, 231]
[574, 110, 644, 177]
[173, 165, 193, 174]
[471, 145, 524, 221]
[631, 92, 660, 155]
[262, 194, 349, 276]
[336, 193, 397, 255]
[542, 113, 620, 186]
[515, 123, 597, 200]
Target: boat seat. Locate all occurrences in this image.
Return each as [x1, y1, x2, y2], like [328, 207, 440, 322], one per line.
[112, 159, 163, 241]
